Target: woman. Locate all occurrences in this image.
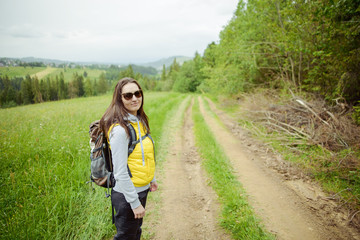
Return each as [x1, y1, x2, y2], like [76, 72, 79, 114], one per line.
[100, 77, 158, 240]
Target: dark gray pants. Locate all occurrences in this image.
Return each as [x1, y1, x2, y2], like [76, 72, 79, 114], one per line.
[111, 189, 149, 240]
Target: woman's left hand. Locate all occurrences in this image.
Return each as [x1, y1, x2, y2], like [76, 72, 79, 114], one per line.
[150, 181, 158, 192]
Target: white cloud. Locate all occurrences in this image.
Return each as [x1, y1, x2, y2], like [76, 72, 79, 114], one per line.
[0, 0, 238, 63]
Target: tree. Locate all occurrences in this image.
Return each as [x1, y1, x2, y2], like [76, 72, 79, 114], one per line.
[68, 74, 79, 99]
[32, 76, 43, 103]
[58, 72, 67, 100]
[119, 65, 135, 79]
[21, 75, 34, 104]
[97, 73, 108, 94]
[161, 64, 166, 81]
[84, 78, 93, 97]
[92, 79, 98, 96]
[50, 78, 58, 101]
[77, 74, 85, 97]
[192, 52, 205, 92]
[172, 60, 195, 92]
[40, 79, 48, 101]
[0, 75, 17, 106]
[169, 58, 180, 73]
[44, 77, 52, 101]
[0, 76, 10, 104]
[162, 59, 181, 91]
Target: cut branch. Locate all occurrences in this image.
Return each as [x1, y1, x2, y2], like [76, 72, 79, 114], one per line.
[295, 99, 331, 127]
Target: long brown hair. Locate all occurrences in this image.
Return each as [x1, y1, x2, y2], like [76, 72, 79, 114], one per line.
[100, 77, 150, 138]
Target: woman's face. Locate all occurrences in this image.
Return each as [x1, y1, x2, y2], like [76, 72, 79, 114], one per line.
[121, 82, 142, 116]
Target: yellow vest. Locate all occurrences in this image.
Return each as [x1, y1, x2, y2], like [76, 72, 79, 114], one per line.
[108, 122, 155, 187]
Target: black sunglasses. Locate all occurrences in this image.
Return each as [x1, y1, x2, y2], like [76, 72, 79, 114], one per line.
[122, 90, 142, 100]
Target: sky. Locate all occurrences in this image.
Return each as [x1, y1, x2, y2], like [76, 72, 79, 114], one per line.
[0, 0, 238, 64]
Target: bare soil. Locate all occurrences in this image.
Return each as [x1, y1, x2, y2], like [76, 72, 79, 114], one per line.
[147, 96, 360, 240]
[30, 67, 57, 79]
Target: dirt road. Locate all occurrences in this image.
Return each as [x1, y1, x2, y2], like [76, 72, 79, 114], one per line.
[152, 98, 230, 239]
[146, 96, 359, 240]
[30, 67, 57, 79]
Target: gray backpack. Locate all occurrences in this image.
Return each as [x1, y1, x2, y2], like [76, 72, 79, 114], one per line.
[89, 120, 115, 193]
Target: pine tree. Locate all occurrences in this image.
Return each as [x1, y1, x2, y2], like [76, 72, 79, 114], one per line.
[21, 75, 34, 104]
[77, 75, 85, 97]
[45, 77, 51, 101]
[40, 79, 47, 101]
[97, 73, 108, 94]
[58, 72, 67, 100]
[161, 64, 166, 81]
[84, 78, 93, 97]
[32, 76, 43, 103]
[125, 65, 135, 78]
[93, 79, 98, 96]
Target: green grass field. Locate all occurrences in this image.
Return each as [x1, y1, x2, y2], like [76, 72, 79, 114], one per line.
[46, 68, 105, 82]
[0, 66, 105, 81]
[0, 92, 186, 239]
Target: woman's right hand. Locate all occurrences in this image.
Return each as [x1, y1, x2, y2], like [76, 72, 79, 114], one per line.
[132, 205, 145, 219]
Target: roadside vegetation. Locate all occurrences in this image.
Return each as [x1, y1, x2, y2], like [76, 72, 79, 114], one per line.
[211, 89, 360, 228]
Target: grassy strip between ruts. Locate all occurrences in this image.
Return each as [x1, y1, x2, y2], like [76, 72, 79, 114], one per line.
[0, 91, 186, 239]
[192, 97, 275, 240]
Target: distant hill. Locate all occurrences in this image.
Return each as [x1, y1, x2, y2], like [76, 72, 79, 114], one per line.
[20, 57, 70, 65]
[142, 56, 192, 70]
[1, 55, 192, 70]
[119, 64, 158, 76]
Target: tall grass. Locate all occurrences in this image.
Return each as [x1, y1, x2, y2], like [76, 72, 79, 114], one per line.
[192, 98, 274, 240]
[0, 92, 185, 239]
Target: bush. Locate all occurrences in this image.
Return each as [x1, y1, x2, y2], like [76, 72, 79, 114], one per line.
[1, 100, 17, 108]
[352, 102, 360, 125]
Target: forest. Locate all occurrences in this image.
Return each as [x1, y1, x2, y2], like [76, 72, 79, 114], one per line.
[171, 0, 360, 102]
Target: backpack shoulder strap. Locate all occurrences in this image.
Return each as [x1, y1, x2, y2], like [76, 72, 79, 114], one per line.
[127, 123, 137, 156]
[126, 123, 137, 178]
